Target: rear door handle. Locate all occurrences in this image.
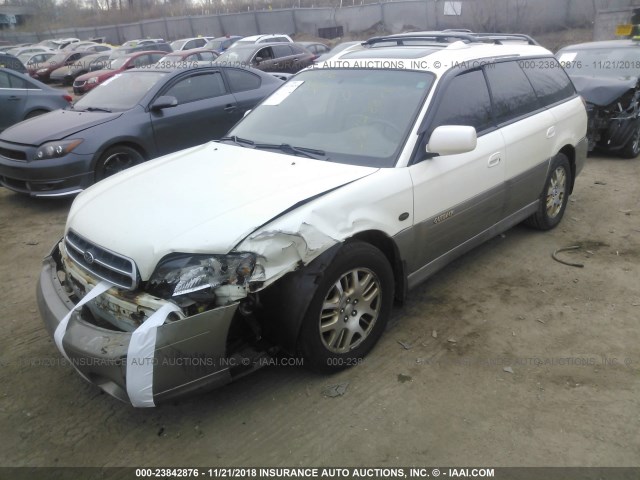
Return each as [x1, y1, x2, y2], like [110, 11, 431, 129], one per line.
[488, 152, 502, 168]
[8, 96, 21, 101]
[224, 104, 237, 113]
[546, 126, 556, 138]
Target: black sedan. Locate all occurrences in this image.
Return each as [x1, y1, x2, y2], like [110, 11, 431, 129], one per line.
[0, 68, 72, 132]
[557, 39, 640, 158]
[0, 65, 282, 197]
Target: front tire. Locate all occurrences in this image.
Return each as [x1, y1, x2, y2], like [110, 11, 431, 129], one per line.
[95, 146, 144, 182]
[525, 153, 572, 230]
[620, 119, 640, 159]
[24, 109, 48, 120]
[297, 241, 394, 373]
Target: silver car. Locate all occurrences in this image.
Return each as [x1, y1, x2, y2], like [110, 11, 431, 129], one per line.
[0, 68, 72, 132]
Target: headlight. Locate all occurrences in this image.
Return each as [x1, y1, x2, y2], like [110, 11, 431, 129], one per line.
[147, 253, 256, 298]
[35, 139, 83, 160]
[88, 77, 99, 84]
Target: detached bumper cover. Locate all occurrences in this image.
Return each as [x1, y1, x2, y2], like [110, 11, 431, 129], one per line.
[37, 252, 237, 405]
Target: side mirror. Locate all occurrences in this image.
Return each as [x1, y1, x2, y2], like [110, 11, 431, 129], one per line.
[254, 56, 263, 64]
[150, 95, 178, 111]
[426, 125, 477, 156]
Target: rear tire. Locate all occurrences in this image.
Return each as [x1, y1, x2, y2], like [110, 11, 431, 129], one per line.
[297, 241, 394, 373]
[620, 119, 640, 159]
[524, 153, 571, 230]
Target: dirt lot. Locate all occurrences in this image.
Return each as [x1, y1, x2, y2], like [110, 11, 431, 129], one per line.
[0, 152, 638, 469]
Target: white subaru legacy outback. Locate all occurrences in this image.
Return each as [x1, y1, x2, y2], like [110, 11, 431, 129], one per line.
[38, 32, 588, 406]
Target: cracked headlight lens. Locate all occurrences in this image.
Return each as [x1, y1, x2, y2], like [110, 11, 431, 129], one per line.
[147, 253, 256, 298]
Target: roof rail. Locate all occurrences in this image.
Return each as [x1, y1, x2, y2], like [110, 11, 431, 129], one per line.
[363, 31, 539, 47]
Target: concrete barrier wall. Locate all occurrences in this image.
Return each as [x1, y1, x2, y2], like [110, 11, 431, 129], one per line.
[2, 0, 639, 45]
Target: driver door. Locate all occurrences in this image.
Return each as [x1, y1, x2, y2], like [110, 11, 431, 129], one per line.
[150, 70, 240, 154]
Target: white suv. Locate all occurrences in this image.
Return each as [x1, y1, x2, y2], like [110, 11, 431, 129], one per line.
[230, 33, 293, 48]
[38, 32, 588, 406]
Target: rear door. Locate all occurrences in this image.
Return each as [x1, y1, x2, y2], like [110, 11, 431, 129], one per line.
[0, 70, 27, 130]
[150, 69, 239, 154]
[271, 44, 299, 73]
[408, 69, 505, 274]
[484, 60, 556, 217]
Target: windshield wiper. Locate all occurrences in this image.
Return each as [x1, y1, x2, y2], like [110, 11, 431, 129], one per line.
[78, 106, 112, 113]
[218, 135, 255, 147]
[253, 143, 328, 160]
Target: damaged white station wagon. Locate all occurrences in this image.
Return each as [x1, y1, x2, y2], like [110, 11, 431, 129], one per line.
[38, 32, 588, 406]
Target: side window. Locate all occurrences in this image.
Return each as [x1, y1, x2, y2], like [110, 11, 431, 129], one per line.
[185, 40, 196, 50]
[272, 45, 293, 58]
[194, 39, 206, 48]
[484, 61, 540, 123]
[0, 71, 11, 88]
[164, 72, 227, 104]
[133, 55, 150, 67]
[150, 53, 165, 63]
[198, 51, 216, 61]
[429, 69, 493, 135]
[255, 47, 273, 61]
[520, 59, 576, 107]
[225, 68, 261, 92]
[9, 74, 28, 89]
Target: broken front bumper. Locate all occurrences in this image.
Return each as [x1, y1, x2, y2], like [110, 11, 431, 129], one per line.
[37, 249, 238, 406]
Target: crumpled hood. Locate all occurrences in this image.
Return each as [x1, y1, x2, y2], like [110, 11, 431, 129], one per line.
[571, 75, 639, 107]
[0, 109, 121, 145]
[66, 142, 378, 280]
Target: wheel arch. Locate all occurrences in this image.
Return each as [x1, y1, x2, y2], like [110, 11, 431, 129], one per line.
[23, 108, 50, 120]
[558, 144, 576, 194]
[92, 141, 148, 182]
[93, 141, 148, 168]
[350, 230, 406, 304]
[257, 230, 406, 354]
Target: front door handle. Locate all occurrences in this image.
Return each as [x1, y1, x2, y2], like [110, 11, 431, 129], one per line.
[488, 152, 502, 168]
[224, 104, 237, 113]
[8, 96, 21, 101]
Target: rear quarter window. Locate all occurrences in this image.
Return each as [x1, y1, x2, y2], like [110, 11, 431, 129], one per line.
[225, 68, 261, 92]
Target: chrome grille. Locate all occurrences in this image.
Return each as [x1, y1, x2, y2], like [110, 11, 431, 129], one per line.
[65, 230, 138, 290]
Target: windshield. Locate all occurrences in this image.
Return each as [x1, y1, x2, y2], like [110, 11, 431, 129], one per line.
[215, 48, 252, 66]
[227, 68, 434, 167]
[170, 40, 188, 50]
[206, 40, 223, 50]
[109, 56, 129, 70]
[558, 47, 640, 78]
[47, 53, 67, 64]
[74, 71, 166, 111]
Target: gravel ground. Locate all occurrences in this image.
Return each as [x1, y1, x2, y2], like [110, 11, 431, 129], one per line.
[0, 152, 638, 468]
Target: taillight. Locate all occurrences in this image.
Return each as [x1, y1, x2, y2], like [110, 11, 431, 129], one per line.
[63, 95, 73, 103]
